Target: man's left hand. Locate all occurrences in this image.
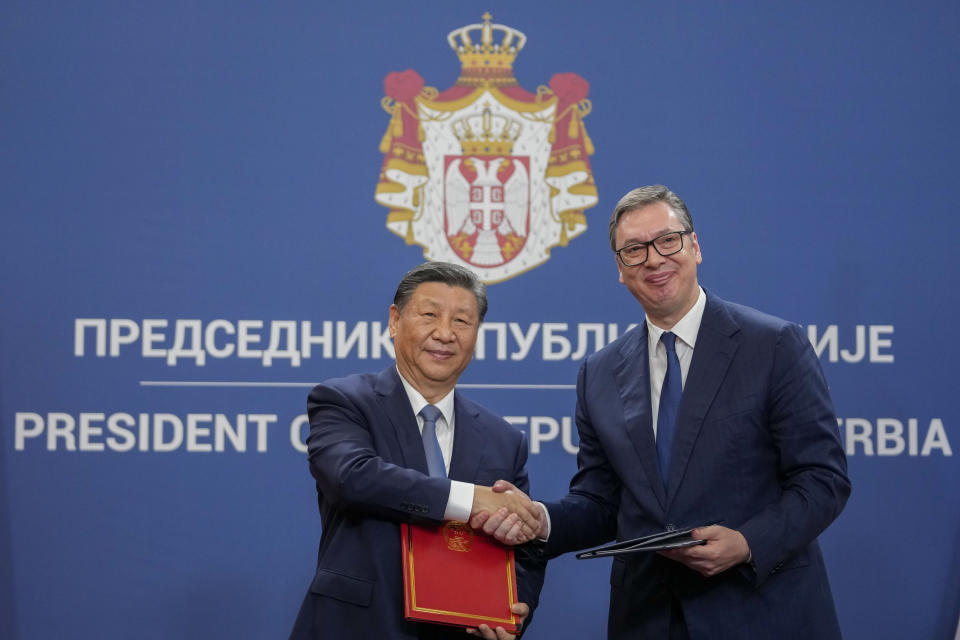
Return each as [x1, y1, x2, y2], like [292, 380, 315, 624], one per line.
[658, 525, 751, 577]
[466, 602, 528, 639]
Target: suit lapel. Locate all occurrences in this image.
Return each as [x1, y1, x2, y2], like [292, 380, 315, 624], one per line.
[664, 294, 739, 507]
[374, 367, 429, 474]
[447, 394, 485, 482]
[613, 324, 667, 510]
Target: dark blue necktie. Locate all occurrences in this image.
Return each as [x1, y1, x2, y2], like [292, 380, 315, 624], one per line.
[419, 405, 446, 478]
[657, 332, 682, 487]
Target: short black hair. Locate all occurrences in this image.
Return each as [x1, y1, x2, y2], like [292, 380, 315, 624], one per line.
[393, 262, 488, 321]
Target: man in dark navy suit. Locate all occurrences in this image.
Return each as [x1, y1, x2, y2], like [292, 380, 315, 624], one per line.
[488, 185, 850, 639]
[290, 262, 545, 640]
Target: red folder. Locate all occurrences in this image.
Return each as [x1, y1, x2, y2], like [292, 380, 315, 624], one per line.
[401, 521, 519, 632]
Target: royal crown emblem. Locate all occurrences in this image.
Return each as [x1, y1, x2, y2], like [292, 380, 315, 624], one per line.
[375, 13, 598, 283]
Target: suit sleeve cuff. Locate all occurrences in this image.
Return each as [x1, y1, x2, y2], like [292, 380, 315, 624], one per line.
[443, 480, 473, 522]
[535, 501, 552, 540]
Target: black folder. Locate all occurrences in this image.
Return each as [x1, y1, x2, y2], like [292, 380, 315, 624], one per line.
[576, 521, 721, 559]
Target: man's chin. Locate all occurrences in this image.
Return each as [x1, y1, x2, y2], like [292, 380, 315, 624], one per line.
[418, 362, 461, 382]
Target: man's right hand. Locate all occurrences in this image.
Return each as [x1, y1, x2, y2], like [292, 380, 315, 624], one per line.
[470, 480, 544, 545]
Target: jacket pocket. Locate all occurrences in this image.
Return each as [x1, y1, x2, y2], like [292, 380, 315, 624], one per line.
[310, 568, 374, 607]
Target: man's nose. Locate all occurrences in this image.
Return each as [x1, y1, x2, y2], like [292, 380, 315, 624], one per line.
[432, 318, 455, 341]
[645, 245, 667, 268]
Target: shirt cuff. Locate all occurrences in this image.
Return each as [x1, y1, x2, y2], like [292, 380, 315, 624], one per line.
[535, 501, 551, 540]
[443, 480, 474, 522]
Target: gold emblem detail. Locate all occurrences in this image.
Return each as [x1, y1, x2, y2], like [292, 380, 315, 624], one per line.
[447, 12, 525, 87]
[442, 521, 474, 552]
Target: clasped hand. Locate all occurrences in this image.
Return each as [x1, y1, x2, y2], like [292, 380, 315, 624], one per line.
[658, 525, 751, 577]
[469, 480, 545, 545]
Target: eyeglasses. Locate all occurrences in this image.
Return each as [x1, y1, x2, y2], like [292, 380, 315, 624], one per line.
[615, 230, 692, 267]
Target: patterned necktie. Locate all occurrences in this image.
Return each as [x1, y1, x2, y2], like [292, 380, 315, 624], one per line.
[657, 332, 682, 487]
[419, 404, 446, 478]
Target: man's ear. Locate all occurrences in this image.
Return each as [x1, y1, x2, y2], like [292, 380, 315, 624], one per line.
[388, 304, 400, 337]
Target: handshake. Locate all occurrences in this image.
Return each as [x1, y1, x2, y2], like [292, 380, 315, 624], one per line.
[469, 480, 546, 545]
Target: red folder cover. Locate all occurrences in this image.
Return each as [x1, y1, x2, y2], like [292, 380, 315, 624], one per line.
[401, 521, 519, 632]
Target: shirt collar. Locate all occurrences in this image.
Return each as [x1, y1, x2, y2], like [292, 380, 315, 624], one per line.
[645, 286, 707, 350]
[396, 366, 455, 426]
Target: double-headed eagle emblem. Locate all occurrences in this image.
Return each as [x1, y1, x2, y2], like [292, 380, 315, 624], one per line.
[375, 13, 598, 283]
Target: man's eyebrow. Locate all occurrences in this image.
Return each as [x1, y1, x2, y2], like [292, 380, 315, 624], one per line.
[414, 297, 474, 314]
[621, 229, 677, 244]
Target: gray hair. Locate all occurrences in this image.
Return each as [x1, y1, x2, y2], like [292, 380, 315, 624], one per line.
[608, 184, 694, 250]
[393, 262, 488, 321]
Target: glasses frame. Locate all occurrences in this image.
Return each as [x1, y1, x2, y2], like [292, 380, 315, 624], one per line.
[615, 230, 692, 267]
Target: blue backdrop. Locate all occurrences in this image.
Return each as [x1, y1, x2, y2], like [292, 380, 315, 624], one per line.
[2, 2, 958, 638]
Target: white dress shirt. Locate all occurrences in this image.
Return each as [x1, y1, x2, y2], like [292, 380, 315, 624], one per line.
[397, 369, 474, 522]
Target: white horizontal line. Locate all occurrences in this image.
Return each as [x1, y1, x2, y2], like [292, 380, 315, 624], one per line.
[140, 381, 313, 388]
[139, 381, 575, 390]
[457, 384, 575, 390]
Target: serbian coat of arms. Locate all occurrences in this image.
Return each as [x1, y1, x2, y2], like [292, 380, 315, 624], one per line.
[375, 13, 598, 283]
